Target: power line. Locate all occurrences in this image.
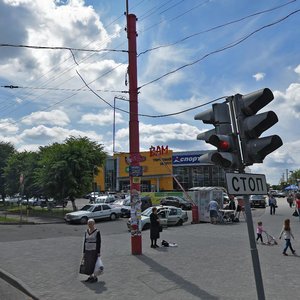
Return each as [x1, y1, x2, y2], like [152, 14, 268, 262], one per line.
[138, 0, 297, 57]
[140, 0, 210, 33]
[0, 43, 128, 54]
[138, 9, 300, 90]
[76, 68, 226, 118]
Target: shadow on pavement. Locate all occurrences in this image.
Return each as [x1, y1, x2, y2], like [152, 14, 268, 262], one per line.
[81, 279, 107, 294]
[135, 255, 219, 300]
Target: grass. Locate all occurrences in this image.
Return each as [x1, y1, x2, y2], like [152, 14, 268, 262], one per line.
[0, 215, 20, 223]
[0, 204, 73, 219]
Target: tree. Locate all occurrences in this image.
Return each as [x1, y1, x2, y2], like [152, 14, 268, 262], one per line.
[37, 136, 106, 210]
[0, 142, 16, 200]
[4, 151, 40, 199]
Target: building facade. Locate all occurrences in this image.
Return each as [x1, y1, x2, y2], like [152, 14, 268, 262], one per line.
[97, 149, 227, 193]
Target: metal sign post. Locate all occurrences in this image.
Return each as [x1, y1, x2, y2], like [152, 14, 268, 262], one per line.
[226, 172, 266, 300]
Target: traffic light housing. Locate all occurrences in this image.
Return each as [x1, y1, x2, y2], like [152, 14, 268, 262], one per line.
[233, 88, 283, 166]
[194, 102, 242, 170]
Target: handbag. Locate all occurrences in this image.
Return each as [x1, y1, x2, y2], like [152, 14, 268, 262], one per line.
[79, 259, 86, 274]
[93, 257, 104, 276]
[292, 210, 299, 217]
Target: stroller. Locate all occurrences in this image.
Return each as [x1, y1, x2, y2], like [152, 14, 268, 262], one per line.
[263, 231, 278, 245]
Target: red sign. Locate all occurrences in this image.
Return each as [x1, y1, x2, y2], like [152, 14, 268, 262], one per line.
[149, 145, 169, 157]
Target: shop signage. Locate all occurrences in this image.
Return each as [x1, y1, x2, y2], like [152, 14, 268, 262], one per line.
[149, 145, 169, 157]
[172, 154, 202, 165]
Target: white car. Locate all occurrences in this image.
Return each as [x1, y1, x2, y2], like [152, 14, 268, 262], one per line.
[127, 205, 188, 231]
[64, 204, 121, 224]
[94, 195, 116, 204]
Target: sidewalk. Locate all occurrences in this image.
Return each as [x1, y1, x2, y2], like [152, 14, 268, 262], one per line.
[1, 200, 299, 300]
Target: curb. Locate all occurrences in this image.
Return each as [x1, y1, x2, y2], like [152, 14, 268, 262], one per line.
[0, 268, 39, 300]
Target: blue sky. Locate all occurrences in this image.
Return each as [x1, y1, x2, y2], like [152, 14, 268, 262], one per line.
[0, 0, 300, 185]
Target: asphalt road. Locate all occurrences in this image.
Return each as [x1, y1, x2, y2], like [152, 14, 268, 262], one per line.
[1, 197, 298, 300]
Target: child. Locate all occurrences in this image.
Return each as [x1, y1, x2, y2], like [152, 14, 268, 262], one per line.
[256, 221, 265, 244]
[279, 219, 296, 256]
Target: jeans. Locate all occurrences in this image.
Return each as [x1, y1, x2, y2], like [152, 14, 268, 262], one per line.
[283, 239, 295, 254]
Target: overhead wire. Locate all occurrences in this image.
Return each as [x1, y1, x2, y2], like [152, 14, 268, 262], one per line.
[138, 9, 300, 90]
[138, 0, 297, 56]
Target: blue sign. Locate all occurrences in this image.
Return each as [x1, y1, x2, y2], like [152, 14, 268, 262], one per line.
[172, 154, 202, 165]
[129, 166, 143, 177]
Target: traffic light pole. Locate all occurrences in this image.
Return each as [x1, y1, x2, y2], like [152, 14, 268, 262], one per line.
[243, 194, 266, 300]
[228, 96, 266, 300]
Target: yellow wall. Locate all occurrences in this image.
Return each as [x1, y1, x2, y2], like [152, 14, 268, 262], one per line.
[94, 167, 105, 192]
[117, 150, 173, 178]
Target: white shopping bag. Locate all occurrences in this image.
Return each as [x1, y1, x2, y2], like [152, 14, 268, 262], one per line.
[93, 257, 104, 276]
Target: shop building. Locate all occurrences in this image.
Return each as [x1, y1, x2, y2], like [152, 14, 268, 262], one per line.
[97, 149, 227, 193]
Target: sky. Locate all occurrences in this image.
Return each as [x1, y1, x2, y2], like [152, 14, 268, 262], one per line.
[0, 0, 300, 185]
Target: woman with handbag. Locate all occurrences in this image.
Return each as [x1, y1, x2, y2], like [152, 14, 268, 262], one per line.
[81, 218, 101, 283]
[150, 207, 160, 248]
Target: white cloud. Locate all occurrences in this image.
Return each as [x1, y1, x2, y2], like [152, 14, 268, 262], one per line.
[295, 64, 300, 75]
[79, 109, 125, 126]
[0, 118, 19, 134]
[252, 72, 265, 81]
[21, 110, 70, 126]
[20, 125, 104, 144]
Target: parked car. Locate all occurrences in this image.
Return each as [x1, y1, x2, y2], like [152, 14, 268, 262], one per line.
[64, 203, 121, 224]
[21, 198, 39, 206]
[112, 198, 131, 217]
[127, 205, 188, 231]
[88, 192, 101, 203]
[94, 195, 116, 204]
[249, 195, 266, 208]
[160, 196, 192, 210]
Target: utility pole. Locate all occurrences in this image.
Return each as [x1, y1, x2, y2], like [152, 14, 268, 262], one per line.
[126, 4, 142, 254]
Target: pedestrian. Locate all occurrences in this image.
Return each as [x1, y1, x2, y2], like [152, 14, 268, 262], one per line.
[235, 196, 245, 220]
[82, 218, 101, 282]
[269, 194, 277, 215]
[207, 199, 219, 224]
[279, 218, 296, 256]
[150, 207, 160, 248]
[287, 193, 294, 208]
[256, 221, 265, 244]
[228, 195, 236, 211]
[295, 193, 300, 222]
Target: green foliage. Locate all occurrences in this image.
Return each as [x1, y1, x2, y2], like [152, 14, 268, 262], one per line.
[36, 136, 106, 201]
[4, 151, 39, 198]
[0, 142, 16, 199]
[1, 136, 106, 207]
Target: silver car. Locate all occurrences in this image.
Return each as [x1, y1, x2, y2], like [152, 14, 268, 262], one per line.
[127, 205, 188, 231]
[64, 204, 121, 224]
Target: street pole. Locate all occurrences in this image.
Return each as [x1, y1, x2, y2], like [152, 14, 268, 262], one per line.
[228, 96, 266, 299]
[127, 12, 142, 254]
[243, 195, 266, 300]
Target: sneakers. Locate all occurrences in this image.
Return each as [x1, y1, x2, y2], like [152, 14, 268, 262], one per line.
[151, 245, 155, 248]
[85, 277, 92, 282]
[292, 250, 296, 255]
[283, 252, 288, 256]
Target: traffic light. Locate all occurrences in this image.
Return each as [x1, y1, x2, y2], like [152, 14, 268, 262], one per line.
[194, 102, 242, 170]
[233, 88, 283, 166]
